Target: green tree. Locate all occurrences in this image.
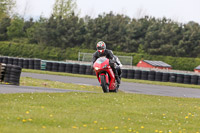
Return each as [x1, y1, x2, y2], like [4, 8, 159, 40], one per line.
[7, 16, 25, 39]
[0, 16, 11, 40]
[0, 0, 15, 19]
[52, 0, 78, 19]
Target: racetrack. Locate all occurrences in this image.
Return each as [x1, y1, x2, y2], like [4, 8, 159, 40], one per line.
[1, 72, 200, 98]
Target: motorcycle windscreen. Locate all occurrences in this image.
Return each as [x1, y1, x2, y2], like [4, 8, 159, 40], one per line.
[95, 57, 108, 64]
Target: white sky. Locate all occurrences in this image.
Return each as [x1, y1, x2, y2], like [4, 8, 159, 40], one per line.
[15, 0, 200, 24]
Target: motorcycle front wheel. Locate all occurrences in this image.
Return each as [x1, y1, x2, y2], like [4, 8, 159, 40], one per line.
[100, 75, 109, 93]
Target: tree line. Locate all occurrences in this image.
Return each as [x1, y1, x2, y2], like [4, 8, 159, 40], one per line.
[1, 0, 200, 58]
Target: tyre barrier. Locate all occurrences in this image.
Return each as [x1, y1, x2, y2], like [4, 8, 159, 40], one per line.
[191, 75, 198, 85]
[8, 58, 13, 65]
[176, 74, 184, 83]
[58, 63, 66, 72]
[122, 69, 128, 78]
[46, 62, 53, 71]
[29, 59, 34, 69]
[0, 63, 6, 82]
[79, 65, 87, 74]
[155, 71, 163, 81]
[0, 56, 41, 70]
[18, 58, 24, 68]
[72, 64, 80, 74]
[65, 63, 73, 73]
[169, 73, 177, 82]
[162, 73, 169, 82]
[127, 69, 135, 79]
[0, 63, 22, 85]
[183, 74, 191, 84]
[34, 59, 41, 70]
[134, 70, 141, 79]
[13, 58, 19, 66]
[1, 56, 200, 86]
[52, 62, 59, 72]
[141, 70, 149, 80]
[23, 59, 29, 69]
[148, 71, 156, 81]
[85, 65, 93, 75]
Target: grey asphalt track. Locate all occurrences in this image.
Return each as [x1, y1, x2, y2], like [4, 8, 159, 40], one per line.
[0, 84, 94, 94]
[1, 72, 200, 98]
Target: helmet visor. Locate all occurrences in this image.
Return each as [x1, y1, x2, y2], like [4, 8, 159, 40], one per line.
[97, 47, 104, 50]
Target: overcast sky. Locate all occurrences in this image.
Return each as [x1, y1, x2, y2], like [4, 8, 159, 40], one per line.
[16, 0, 200, 24]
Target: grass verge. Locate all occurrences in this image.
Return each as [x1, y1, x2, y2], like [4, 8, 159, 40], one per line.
[22, 69, 200, 89]
[20, 77, 102, 93]
[0, 92, 200, 133]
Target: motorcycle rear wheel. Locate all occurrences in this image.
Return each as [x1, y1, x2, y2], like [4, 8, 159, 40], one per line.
[100, 75, 109, 93]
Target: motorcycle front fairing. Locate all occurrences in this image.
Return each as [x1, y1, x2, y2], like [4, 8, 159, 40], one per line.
[93, 57, 116, 90]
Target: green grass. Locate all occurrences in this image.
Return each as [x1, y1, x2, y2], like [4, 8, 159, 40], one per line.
[20, 77, 103, 93]
[0, 92, 200, 133]
[22, 69, 200, 89]
[1, 70, 200, 132]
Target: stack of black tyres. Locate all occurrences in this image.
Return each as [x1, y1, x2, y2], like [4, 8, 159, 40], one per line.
[18, 58, 24, 68]
[34, 59, 41, 70]
[85, 65, 93, 75]
[8, 58, 13, 65]
[52, 62, 59, 72]
[121, 69, 128, 78]
[148, 71, 156, 81]
[46, 62, 53, 71]
[162, 73, 169, 82]
[13, 58, 19, 66]
[58, 63, 66, 72]
[2, 57, 8, 64]
[169, 73, 177, 82]
[4, 64, 22, 85]
[65, 63, 73, 73]
[183, 74, 191, 84]
[23, 59, 29, 69]
[0, 57, 2, 63]
[127, 69, 135, 79]
[191, 75, 198, 85]
[176, 74, 184, 83]
[0, 63, 6, 82]
[141, 70, 149, 80]
[198, 76, 200, 85]
[134, 70, 141, 79]
[29, 59, 34, 69]
[79, 64, 87, 74]
[155, 71, 163, 81]
[72, 64, 80, 74]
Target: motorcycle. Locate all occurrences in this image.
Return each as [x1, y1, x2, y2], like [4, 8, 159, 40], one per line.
[93, 57, 119, 93]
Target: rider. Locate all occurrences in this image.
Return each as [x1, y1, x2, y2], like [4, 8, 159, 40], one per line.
[92, 41, 122, 84]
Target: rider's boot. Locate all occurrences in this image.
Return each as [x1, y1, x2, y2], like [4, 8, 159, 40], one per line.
[114, 69, 120, 84]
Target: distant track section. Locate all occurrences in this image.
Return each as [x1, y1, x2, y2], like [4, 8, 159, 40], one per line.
[19, 72, 200, 98]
